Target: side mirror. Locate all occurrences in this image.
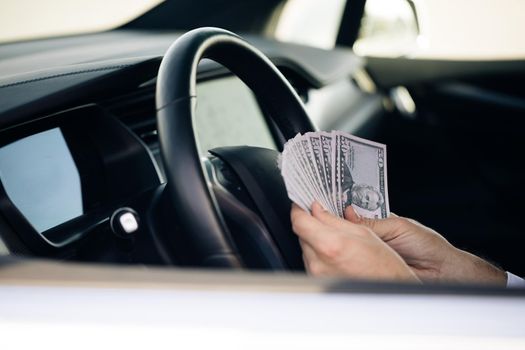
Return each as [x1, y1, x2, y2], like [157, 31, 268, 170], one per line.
[354, 0, 420, 57]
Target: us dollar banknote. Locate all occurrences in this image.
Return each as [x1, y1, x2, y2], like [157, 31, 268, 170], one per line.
[280, 130, 389, 219]
[334, 131, 389, 219]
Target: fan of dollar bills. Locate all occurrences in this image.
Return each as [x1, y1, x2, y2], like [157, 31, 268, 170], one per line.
[279, 131, 390, 219]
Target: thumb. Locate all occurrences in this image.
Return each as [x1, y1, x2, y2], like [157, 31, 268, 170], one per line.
[311, 201, 349, 229]
[344, 205, 361, 223]
[347, 211, 403, 240]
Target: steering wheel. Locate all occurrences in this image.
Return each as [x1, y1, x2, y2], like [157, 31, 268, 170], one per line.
[156, 27, 315, 270]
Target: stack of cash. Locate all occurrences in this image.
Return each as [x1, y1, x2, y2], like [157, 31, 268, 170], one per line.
[279, 131, 389, 219]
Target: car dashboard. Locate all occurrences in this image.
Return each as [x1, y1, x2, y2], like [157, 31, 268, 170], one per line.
[0, 29, 384, 265]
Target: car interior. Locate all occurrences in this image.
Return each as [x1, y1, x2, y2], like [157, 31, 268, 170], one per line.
[0, 0, 524, 280]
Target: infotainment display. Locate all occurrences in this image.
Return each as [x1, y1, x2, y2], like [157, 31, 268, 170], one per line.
[0, 128, 83, 233]
[0, 105, 161, 248]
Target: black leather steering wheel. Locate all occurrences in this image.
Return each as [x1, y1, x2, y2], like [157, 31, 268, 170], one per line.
[156, 27, 315, 269]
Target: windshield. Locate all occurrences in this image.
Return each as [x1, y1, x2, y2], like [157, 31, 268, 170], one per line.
[0, 0, 164, 44]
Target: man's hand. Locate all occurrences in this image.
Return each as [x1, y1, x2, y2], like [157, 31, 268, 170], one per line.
[344, 209, 507, 285]
[290, 202, 419, 282]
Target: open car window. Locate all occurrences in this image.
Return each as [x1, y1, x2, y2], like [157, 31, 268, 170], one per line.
[354, 0, 525, 59]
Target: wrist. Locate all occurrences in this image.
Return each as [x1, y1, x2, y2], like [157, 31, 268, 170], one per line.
[396, 267, 421, 283]
[442, 248, 506, 286]
[390, 252, 421, 283]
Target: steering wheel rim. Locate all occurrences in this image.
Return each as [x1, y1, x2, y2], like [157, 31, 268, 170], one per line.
[156, 27, 315, 268]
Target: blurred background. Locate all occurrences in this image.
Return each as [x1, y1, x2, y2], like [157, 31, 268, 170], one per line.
[1, 0, 524, 60]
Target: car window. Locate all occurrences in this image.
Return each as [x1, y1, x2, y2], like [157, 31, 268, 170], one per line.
[354, 0, 525, 60]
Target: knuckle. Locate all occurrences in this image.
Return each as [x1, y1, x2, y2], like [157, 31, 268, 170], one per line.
[354, 225, 372, 237]
[360, 227, 374, 237]
[294, 222, 310, 235]
[362, 217, 376, 230]
[290, 211, 299, 224]
[291, 218, 306, 233]
[392, 217, 409, 229]
[406, 218, 421, 226]
[389, 217, 403, 226]
[319, 239, 342, 259]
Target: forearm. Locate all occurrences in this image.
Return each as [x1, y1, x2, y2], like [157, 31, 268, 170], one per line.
[442, 248, 507, 286]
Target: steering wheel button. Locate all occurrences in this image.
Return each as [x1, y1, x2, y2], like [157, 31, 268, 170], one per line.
[119, 212, 139, 233]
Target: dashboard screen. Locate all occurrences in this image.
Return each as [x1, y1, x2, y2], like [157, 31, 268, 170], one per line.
[0, 128, 83, 233]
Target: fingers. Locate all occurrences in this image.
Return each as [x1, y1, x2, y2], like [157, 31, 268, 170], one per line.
[343, 206, 405, 240]
[299, 238, 327, 276]
[292, 202, 365, 245]
[312, 201, 353, 230]
[344, 206, 398, 223]
[290, 203, 329, 248]
[299, 239, 317, 262]
[353, 215, 405, 241]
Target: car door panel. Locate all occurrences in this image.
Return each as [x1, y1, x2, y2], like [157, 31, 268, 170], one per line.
[363, 57, 525, 275]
